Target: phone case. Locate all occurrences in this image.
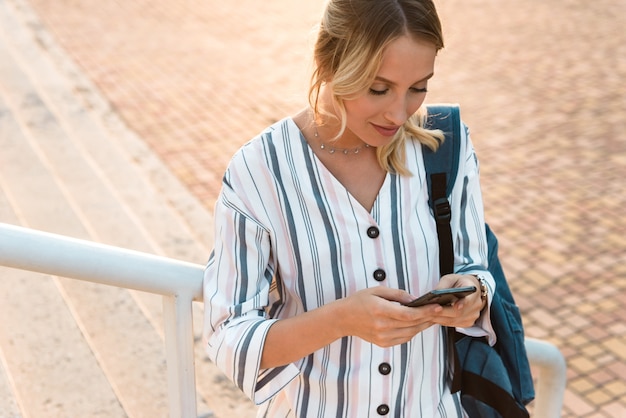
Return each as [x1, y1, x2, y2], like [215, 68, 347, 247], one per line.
[403, 286, 476, 308]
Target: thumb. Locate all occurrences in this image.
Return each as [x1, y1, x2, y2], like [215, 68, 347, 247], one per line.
[371, 286, 414, 305]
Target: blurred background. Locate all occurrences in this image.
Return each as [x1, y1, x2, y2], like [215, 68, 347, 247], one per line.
[1, 0, 625, 416]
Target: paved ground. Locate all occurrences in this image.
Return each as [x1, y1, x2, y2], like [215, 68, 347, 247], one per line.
[3, 0, 626, 416]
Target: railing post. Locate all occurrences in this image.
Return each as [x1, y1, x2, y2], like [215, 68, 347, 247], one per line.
[163, 293, 198, 418]
[525, 338, 567, 418]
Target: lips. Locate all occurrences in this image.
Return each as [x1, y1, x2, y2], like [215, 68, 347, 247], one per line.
[372, 123, 400, 137]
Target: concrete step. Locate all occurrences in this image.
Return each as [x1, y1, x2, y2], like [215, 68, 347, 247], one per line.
[0, 177, 29, 418]
[0, 96, 128, 417]
[0, 0, 256, 416]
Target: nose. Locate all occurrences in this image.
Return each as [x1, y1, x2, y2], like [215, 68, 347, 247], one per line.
[384, 95, 410, 126]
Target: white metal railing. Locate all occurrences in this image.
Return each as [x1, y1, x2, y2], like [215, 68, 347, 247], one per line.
[525, 338, 567, 417]
[0, 222, 567, 417]
[0, 222, 202, 417]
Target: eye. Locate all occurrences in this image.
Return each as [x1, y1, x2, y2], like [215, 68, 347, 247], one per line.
[411, 86, 428, 94]
[369, 88, 388, 96]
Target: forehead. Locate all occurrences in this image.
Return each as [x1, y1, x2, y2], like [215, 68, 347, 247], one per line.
[376, 36, 437, 84]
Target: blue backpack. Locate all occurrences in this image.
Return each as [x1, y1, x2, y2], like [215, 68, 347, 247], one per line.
[422, 104, 535, 418]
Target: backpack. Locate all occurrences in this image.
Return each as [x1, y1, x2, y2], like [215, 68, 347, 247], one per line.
[422, 104, 535, 418]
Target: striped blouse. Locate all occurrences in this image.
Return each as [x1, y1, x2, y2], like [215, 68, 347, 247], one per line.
[203, 115, 496, 417]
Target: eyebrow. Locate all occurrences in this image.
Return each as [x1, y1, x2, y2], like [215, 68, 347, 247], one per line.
[374, 72, 434, 86]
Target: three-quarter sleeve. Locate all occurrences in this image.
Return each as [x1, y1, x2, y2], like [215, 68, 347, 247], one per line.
[452, 124, 497, 345]
[203, 179, 300, 404]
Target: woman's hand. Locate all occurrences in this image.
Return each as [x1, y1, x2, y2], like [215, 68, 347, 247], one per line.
[429, 274, 486, 328]
[261, 277, 486, 369]
[261, 286, 442, 368]
[334, 286, 443, 347]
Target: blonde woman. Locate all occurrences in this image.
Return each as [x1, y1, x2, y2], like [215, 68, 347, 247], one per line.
[203, 0, 495, 416]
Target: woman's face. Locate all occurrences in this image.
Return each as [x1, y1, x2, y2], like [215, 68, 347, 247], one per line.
[342, 36, 437, 147]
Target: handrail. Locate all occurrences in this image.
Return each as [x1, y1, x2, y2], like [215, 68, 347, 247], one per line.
[0, 222, 203, 300]
[0, 222, 202, 417]
[0, 222, 567, 417]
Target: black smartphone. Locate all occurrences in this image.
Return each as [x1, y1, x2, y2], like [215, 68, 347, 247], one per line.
[403, 286, 477, 308]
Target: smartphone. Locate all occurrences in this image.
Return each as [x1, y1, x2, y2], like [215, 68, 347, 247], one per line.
[403, 286, 477, 308]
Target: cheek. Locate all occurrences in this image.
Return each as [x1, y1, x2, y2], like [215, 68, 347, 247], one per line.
[344, 97, 381, 122]
[408, 95, 427, 114]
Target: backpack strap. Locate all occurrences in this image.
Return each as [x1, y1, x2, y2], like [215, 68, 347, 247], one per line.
[422, 104, 463, 393]
[422, 104, 461, 276]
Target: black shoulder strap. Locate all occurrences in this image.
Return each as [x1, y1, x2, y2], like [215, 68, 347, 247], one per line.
[422, 104, 461, 276]
[422, 104, 463, 393]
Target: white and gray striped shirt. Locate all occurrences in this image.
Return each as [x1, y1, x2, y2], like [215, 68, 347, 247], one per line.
[203, 116, 495, 417]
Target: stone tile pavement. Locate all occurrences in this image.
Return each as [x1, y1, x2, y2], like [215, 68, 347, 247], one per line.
[6, 0, 626, 416]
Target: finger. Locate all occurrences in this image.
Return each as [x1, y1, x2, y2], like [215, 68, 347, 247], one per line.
[432, 305, 481, 328]
[395, 303, 443, 322]
[437, 274, 463, 288]
[371, 286, 414, 305]
[373, 322, 435, 346]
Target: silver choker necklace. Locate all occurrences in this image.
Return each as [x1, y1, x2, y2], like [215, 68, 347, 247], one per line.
[314, 126, 370, 155]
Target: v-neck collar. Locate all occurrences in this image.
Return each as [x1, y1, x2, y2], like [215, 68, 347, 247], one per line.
[288, 117, 390, 217]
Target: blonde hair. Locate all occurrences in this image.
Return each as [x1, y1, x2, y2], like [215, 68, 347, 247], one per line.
[309, 0, 445, 175]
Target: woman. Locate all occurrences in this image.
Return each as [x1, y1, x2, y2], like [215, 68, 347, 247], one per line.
[203, 0, 496, 416]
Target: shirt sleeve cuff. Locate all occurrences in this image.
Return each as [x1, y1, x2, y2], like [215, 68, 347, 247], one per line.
[456, 273, 497, 346]
[253, 363, 301, 404]
[252, 321, 301, 403]
[207, 318, 301, 405]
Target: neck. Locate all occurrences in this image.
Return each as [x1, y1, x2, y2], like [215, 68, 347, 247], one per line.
[309, 107, 371, 152]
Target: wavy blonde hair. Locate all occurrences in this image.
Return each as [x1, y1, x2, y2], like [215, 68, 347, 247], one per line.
[309, 0, 445, 175]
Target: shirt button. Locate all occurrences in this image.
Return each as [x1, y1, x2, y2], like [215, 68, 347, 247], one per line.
[373, 269, 386, 282]
[377, 404, 390, 415]
[378, 362, 391, 375]
[367, 226, 380, 238]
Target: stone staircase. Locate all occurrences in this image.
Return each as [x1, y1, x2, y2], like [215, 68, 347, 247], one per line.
[0, 0, 256, 416]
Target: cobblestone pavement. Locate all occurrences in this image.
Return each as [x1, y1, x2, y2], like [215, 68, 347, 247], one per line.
[16, 0, 626, 416]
